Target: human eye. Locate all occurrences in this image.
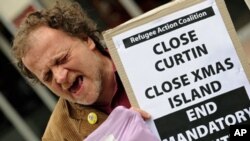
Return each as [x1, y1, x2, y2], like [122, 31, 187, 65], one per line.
[56, 52, 69, 65]
[43, 70, 52, 82]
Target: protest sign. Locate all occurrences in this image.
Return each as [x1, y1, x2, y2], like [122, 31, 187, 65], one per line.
[103, 0, 250, 140]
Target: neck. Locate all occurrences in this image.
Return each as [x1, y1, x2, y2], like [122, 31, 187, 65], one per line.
[95, 54, 117, 106]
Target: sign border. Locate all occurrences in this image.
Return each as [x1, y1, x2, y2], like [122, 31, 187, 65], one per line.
[103, 0, 250, 107]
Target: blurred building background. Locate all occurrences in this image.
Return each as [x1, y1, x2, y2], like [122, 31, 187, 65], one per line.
[0, 0, 249, 141]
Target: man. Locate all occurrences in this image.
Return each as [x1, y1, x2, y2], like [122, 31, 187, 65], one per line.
[12, 1, 150, 141]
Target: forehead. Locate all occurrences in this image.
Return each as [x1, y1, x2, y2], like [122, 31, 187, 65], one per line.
[22, 26, 72, 75]
[28, 26, 69, 47]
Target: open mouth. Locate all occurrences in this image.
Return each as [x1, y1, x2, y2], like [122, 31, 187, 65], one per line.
[68, 76, 83, 94]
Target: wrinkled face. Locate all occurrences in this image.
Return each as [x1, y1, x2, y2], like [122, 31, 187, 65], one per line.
[22, 26, 112, 105]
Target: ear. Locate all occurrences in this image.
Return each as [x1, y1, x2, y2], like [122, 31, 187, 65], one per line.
[86, 37, 96, 50]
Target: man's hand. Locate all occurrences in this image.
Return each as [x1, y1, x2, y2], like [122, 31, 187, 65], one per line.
[130, 107, 151, 120]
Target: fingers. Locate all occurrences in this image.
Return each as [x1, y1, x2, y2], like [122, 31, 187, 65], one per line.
[130, 107, 151, 120]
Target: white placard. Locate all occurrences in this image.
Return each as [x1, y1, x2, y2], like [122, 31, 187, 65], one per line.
[105, 0, 250, 140]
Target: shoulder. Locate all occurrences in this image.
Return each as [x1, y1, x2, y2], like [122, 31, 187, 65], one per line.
[42, 98, 108, 141]
[42, 98, 75, 140]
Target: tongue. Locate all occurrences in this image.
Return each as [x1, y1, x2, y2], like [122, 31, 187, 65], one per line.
[69, 77, 82, 93]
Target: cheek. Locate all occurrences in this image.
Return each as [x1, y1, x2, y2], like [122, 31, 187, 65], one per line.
[72, 58, 97, 73]
[69, 55, 87, 68]
[73, 49, 97, 67]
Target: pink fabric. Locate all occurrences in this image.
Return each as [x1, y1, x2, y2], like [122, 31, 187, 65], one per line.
[85, 106, 159, 141]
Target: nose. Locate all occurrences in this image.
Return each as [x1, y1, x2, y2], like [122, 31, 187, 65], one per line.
[52, 66, 68, 84]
